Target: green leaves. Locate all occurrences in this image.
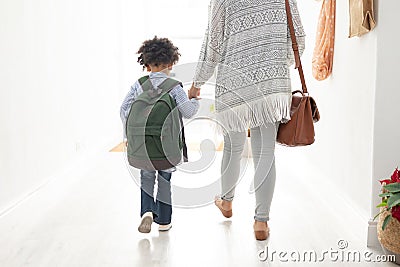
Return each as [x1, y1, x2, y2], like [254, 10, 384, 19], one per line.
[376, 201, 387, 208]
[383, 183, 400, 193]
[382, 214, 392, 231]
[375, 178, 400, 231]
[387, 193, 400, 208]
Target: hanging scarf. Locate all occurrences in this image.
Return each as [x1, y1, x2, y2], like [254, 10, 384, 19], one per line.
[312, 0, 336, 81]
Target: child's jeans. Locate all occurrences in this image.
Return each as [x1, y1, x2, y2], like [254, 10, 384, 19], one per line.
[140, 170, 172, 225]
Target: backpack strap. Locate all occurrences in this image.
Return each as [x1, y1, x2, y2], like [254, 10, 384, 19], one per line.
[180, 114, 188, 162]
[138, 76, 152, 91]
[157, 78, 183, 93]
[139, 76, 183, 93]
[157, 78, 188, 162]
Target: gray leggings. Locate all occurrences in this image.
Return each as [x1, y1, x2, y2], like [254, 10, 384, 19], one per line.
[221, 123, 278, 222]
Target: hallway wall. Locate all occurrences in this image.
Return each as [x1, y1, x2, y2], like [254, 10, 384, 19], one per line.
[372, 0, 400, 226]
[0, 0, 144, 214]
[296, 0, 377, 220]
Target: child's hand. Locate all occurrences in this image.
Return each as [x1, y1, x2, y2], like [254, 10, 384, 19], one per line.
[188, 84, 201, 99]
[188, 90, 201, 100]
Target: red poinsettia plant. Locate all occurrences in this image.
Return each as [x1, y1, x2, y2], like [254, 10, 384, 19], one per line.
[375, 168, 400, 230]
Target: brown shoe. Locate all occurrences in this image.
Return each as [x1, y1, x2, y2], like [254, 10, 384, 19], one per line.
[254, 221, 270, 241]
[214, 197, 232, 218]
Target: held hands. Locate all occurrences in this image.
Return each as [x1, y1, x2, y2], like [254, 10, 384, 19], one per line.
[188, 83, 201, 100]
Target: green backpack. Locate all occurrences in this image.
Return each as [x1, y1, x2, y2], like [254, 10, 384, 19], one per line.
[126, 76, 188, 171]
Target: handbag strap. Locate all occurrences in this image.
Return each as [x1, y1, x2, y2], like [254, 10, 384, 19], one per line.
[285, 0, 308, 94]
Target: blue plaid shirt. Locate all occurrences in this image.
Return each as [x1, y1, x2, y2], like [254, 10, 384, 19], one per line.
[120, 72, 200, 139]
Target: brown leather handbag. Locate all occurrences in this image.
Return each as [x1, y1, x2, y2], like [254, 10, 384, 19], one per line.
[276, 0, 320, 146]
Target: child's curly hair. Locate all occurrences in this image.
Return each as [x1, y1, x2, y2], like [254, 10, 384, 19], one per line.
[137, 36, 181, 70]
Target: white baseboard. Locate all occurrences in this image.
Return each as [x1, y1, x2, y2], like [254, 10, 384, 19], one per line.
[367, 219, 380, 248]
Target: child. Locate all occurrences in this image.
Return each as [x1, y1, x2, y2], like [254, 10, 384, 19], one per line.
[120, 36, 199, 233]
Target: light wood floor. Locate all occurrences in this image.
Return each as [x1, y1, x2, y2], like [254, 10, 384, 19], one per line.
[0, 147, 395, 267]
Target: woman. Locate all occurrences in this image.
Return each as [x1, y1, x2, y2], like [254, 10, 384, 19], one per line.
[189, 0, 305, 240]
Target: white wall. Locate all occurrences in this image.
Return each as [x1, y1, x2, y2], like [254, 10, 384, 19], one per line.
[298, 0, 400, 246]
[0, 0, 143, 214]
[372, 0, 400, 232]
[296, 0, 377, 220]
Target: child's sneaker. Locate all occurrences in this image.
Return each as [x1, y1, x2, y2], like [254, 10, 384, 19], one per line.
[158, 224, 172, 232]
[138, 212, 153, 233]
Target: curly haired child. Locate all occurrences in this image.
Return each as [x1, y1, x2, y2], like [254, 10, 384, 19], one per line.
[120, 36, 199, 232]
